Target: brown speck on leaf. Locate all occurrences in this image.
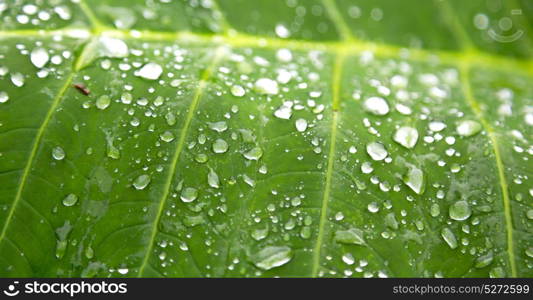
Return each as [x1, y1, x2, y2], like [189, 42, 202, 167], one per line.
[73, 83, 90, 95]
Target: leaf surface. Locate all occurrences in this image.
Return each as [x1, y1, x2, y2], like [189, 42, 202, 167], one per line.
[0, 0, 532, 277]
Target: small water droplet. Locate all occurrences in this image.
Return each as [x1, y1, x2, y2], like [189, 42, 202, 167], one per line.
[403, 166, 425, 195]
[231, 85, 245, 97]
[243, 147, 263, 160]
[449, 201, 472, 221]
[295, 118, 308, 132]
[52, 146, 65, 160]
[366, 142, 387, 161]
[456, 120, 481, 137]
[136, 62, 163, 80]
[250, 246, 292, 270]
[30, 47, 49, 68]
[254, 78, 279, 95]
[212, 139, 228, 153]
[393, 126, 418, 149]
[0, 91, 9, 103]
[208, 121, 228, 133]
[334, 228, 365, 245]
[96, 95, 111, 110]
[441, 227, 458, 249]
[133, 174, 151, 190]
[180, 187, 198, 203]
[160, 131, 175, 143]
[62, 193, 78, 206]
[207, 169, 220, 188]
[363, 97, 389, 115]
[11, 73, 25, 87]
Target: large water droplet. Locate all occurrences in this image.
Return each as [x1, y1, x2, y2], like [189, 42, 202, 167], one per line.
[363, 96, 389, 115]
[30, 47, 49, 68]
[133, 174, 151, 190]
[393, 126, 418, 149]
[366, 142, 387, 161]
[449, 201, 472, 221]
[250, 246, 292, 270]
[180, 187, 198, 203]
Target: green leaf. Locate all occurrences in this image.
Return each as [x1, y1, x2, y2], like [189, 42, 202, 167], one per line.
[0, 0, 532, 278]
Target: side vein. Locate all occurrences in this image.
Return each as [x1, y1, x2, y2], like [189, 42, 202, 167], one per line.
[321, 0, 353, 41]
[459, 63, 517, 277]
[137, 46, 227, 277]
[0, 37, 95, 248]
[311, 52, 346, 277]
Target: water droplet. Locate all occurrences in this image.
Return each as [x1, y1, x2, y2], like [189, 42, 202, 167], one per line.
[11, 73, 25, 87]
[526, 209, 533, 220]
[136, 62, 163, 80]
[393, 126, 418, 149]
[366, 142, 387, 161]
[52, 146, 65, 160]
[30, 47, 49, 68]
[334, 228, 365, 245]
[250, 246, 292, 270]
[62, 194, 78, 206]
[429, 121, 446, 132]
[254, 78, 279, 95]
[208, 121, 228, 133]
[96, 95, 111, 110]
[165, 112, 176, 126]
[99, 36, 129, 58]
[295, 118, 307, 132]
[194, 153, 208, 163]
[0, 91, 9, 103]
[363, 97, 389, 115]
[117, 267, 129, 275]
[449, 201, 472, 221]
[243, 147, 263, 160]
[133, 174, 151, 190]
[475, 251, 493, 268]
[456, 120, 481, 137]
[526, 247, 533, 258]
[403, 166, 425, 195]
[160, 131, 175, 143]
[251, 227, 269, 241]
[207, 169, 220, 188]
[231, 85, 245, 97]
[275, 24, 290, 38]
[212, 139, 228, 153]
[180, 187, 198, 203]
[274, 103, 292, 119]
[441, 227, 458, 249]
